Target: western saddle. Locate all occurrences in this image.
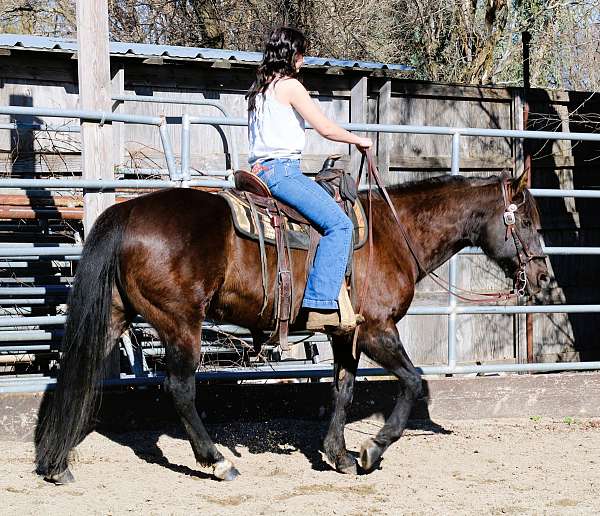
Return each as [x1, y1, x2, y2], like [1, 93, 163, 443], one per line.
[220, 156, 364, 351]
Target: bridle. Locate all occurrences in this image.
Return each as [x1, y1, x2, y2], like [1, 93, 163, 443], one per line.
[500, 178, 547, 296]
[354, 150, 546, 310]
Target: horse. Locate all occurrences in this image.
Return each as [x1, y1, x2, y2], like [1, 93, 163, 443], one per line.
[34, 168, 549, 483]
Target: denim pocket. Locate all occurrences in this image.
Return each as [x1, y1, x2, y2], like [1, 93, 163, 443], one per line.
[257, 160, 289, 188]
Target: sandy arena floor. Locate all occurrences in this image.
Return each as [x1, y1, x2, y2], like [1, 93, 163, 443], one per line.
[2, 417, 600, 515]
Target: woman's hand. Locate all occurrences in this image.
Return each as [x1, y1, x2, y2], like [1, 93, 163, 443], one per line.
[355, 137, 373, 153]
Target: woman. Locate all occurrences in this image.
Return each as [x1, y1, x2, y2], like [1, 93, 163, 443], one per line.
[247, 26, 372, 334]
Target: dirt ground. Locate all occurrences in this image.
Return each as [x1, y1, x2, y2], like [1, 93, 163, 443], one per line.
[2, 417, 600, 515]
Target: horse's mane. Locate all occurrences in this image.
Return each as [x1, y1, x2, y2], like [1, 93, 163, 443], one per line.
[383, 173, 541, 225]
[385, 174, 500, 195]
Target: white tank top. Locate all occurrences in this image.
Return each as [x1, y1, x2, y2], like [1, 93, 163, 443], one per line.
[248, 82, 306, 165]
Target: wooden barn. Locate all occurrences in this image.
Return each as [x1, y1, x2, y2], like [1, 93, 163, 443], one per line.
[0, 33, 599, 377]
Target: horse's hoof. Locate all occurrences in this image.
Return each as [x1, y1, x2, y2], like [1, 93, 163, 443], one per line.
[335, 454, 358, 475]
[213, 459, 240, 481]
[45, 468, 75, 485]
[337, 460, 358, 475]
[360, 439, 383, 472]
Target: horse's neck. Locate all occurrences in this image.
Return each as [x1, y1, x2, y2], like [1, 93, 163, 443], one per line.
[388, 181, 499, 277]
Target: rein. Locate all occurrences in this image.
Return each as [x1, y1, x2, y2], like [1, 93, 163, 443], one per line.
[354, 151, 543, 315]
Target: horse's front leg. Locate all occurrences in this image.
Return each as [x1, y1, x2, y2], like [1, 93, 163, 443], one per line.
[359, 320, 423, 471]
[323, 335, 359, 474]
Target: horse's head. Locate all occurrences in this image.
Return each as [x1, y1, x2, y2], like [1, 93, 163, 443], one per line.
[477, 171, 550, 295]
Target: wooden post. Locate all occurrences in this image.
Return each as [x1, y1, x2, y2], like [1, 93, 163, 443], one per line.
[350, 75, 368, 180]
[76, 0, 120, 379]
[378, 80, 392, 183]
[76, 0, 114, 236]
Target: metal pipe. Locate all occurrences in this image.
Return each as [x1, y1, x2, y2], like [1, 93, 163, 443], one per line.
[2, 304, 600, 327]
[7, 244, 595, 260]
[0, 286, 71, 294]
[0, 122, 80, 132]
[446, 133, 461, 369]
[113, 95, 240, 171]
[5, 105, 600, 143]
[0, 105, 162, 125]
[359, 184, 600, 199]
[0, 345, 54, 352]
[181, 113, 191, 182]
[187, 115, 600, 142]
[112, 95, 232, 112]
[0, 247, 81, 257]
[404, 304, 600, 315]
[158, 119, 178, 180]
[460, 246, 600, 255]
[0, 330, 63, 342]
[0, 178, 231, 190]
[4, 360, 600, 393]
[529, 188, 600, 198]
[0, 299, 62, 305]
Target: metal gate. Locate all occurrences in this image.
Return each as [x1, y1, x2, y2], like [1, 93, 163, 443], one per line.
[1, 103, 599, 393]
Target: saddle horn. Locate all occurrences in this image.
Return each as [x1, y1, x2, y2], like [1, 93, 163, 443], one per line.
[320, 154, 342, 173]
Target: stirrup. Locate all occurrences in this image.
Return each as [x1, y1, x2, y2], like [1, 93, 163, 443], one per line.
[305, 283, 362, 335]
[336, 281, 360, 334]
[306, 310, 340, 332]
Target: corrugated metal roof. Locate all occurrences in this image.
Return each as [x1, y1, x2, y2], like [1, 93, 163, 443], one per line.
[0, 34, 412, 72]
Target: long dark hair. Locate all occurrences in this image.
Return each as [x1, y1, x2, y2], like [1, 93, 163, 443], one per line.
[246, 27, 307, 112]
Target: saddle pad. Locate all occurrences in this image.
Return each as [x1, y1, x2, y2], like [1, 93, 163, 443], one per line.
[219, 190, 368, 251]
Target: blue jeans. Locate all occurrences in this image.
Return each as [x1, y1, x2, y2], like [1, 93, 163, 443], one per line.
[257, 158, 353, 309]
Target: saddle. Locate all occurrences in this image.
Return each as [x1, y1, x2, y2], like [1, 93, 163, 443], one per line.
[218, 156, 367, 350]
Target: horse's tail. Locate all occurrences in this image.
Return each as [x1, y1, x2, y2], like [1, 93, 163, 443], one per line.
[35, 206, 128, 477]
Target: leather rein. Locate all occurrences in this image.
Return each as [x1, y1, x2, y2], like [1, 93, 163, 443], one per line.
[354, 150, 546, 315]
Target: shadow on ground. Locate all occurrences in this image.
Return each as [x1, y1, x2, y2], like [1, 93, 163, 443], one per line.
[90, 379, 450, 477]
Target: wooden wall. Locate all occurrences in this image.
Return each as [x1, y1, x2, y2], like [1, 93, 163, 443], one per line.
[1, 47, 598, 370]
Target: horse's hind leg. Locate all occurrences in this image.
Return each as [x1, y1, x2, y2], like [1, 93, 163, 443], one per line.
[323, 336, 360, 474]
[161, 318, 239, 481]
[359, 321, 423, 471]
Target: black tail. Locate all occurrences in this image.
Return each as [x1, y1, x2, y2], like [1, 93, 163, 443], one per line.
[35, 207, 127, 476]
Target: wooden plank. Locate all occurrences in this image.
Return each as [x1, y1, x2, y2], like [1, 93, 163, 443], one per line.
[378, 80, 392, 182]
[391, 80, 513, 101]
[111, 65, 125, 170]
[390, 156, 512, 170]
[350, 76, 367, 181]
[0, 53, 76, 83]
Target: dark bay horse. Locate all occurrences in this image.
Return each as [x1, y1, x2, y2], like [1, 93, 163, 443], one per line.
[35, 171, 549, 482]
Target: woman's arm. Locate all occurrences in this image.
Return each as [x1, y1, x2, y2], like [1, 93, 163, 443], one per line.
[277, 79, 372, 151]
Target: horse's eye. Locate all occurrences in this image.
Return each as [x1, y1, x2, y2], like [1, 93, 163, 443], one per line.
[522, 219, 532, 228]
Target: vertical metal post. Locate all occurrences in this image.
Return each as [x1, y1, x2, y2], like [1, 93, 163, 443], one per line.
[447, 132, 461, 370]
[158, 118, 178, 180]
[181, 113, 191, 184]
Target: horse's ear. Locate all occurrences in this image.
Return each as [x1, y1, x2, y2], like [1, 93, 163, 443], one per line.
[513, 169, 529, 193]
